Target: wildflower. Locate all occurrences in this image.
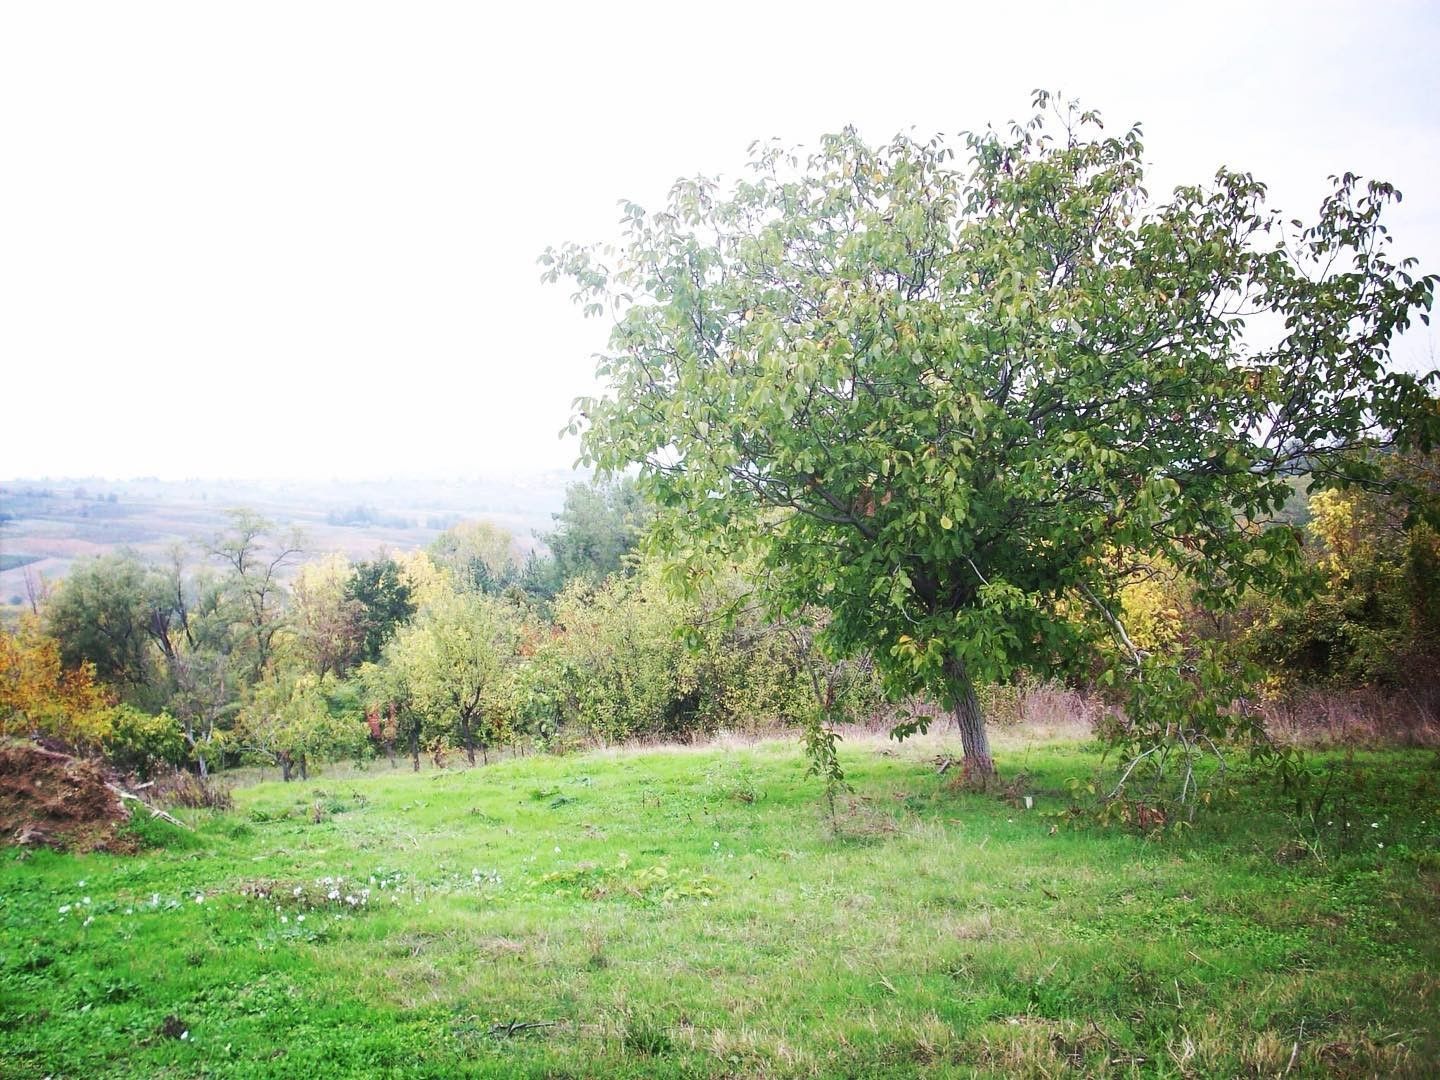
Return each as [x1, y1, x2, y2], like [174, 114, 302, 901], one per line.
[124, 908, 133, 915]
[151, 893, 160, 906]
[194, 893, 204, 904]
[83, 897, 91, 905]
[296, 914, 305, 923]
[327, 889, 340, 901]
[281, 915, 289, 924]
[1371, 822, 1380, 829]
[554, 846, 561, 854]
[83, 916, 94, 927]
[292, 886, 303, 897]
[78, 880, 86, 888]
[58, 905, 71, 914]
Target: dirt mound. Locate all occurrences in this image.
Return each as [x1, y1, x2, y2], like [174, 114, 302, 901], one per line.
[0, 741, 133, 853]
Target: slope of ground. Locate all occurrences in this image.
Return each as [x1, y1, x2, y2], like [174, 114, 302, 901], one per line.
[1, 735, 1437, 1077]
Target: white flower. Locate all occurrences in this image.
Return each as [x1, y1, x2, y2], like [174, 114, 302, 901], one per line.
[293, 886, 303, 897]
[83, 916, 93, 927]
[151, 893, 160, 906]
[296, 914, 305, 923]
[78, 880, 86, 888]
[554, 846, 561, 854]
[281, 915, 289, 924]
[83, 897, 91, 905]
[1371, 822, 1380, 829]
[124, 908, 133, 915]
[194, 894, 204, 904]
[58, 905, 71, 914]
[327, 889, 340, 901]
[180, 1031, 189, 1041]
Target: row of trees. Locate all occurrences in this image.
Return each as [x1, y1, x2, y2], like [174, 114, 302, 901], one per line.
[2, 478, 882, 780]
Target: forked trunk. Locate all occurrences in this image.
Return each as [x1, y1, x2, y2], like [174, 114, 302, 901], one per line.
[945, 656, 996, 781]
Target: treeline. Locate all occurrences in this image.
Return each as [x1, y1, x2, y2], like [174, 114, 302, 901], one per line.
[3, 457, 1437, 782]
[1, 480, 878, 780]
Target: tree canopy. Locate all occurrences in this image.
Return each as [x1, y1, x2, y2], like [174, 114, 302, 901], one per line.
[544, 94, 1438, 776]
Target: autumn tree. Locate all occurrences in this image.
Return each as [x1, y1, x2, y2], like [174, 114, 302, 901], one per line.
[345, 555, 417, 665]
[205, 509, 303, 680]
[544, 94, 1437, 779]
[236, 667, 365, 781]
[292, 554, 365, 678]
[428, 521, 521, 595]
[388, 589, 522, 765]
[0, 617, 112, 749]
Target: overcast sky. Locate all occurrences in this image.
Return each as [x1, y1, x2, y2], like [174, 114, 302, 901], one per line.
[2, 1, 1437, 481]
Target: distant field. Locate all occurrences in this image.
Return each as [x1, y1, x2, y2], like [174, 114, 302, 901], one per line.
[2, 731, 1436, 1077]
[0, 474, 576, 612]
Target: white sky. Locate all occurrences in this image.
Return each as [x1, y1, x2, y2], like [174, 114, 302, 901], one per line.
[2, 0, 1437, 481]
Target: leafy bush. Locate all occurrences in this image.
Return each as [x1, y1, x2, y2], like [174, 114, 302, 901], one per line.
[103, 705, 186, 780]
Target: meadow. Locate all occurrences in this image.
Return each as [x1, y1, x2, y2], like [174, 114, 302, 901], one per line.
[2, 730, 1438, 1078]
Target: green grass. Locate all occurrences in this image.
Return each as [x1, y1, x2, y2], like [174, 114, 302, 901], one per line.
[2, 735, 1438, 1077]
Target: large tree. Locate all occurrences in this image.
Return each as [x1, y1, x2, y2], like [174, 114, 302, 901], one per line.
[544, 95, 1437, 778]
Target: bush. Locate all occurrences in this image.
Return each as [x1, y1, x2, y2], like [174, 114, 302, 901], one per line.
[102, 706, 186, 780]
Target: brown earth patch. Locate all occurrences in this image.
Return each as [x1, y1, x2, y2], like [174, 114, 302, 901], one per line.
[0, 740, 133, 852]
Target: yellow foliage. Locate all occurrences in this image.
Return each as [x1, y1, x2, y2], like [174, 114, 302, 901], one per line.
[394, 550, 450, 610]
[1119, 572, 1188, 653]
[0, 616, 113, 747]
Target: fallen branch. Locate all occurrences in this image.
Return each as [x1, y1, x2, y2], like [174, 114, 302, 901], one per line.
[487, 1019, 560, 1038]
[106, 785, 193, 831]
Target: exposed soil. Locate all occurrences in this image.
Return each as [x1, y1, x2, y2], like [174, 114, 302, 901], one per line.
[0, 740, 133, 853]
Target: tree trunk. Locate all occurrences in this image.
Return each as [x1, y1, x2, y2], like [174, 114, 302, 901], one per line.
[299, 754, 309, 781]
[280, 753, 292, 782]
[461, 716, 476, 766]
[409, 726, 420, 772]
[945, 656, 996, 782]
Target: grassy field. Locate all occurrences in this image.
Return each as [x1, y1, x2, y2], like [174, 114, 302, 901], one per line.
[2, 733, 1438, 1078]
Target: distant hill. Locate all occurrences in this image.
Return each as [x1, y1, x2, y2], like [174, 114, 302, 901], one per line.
[0, 472, 581, 613]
